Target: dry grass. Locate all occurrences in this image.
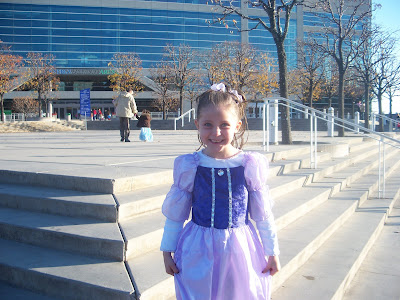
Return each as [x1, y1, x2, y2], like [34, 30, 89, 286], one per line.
[0, 121, 83, 133]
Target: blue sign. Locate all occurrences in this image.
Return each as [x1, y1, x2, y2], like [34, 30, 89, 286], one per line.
[80, 88, 91, 118]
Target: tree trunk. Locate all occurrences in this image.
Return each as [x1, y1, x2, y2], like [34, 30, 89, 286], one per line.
[338, 70, 345, 137]
[276, 40, 292, 145]
[0, 94, 4, 122]
[179, 86, 184, 116]
[364, 82, 370, 129]
[308, 81, 314, 109]
[163, 98, 166, 120]
[38, 90, 42, 117]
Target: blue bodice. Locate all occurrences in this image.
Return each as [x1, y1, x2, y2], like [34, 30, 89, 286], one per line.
[192, 166, 249, 229]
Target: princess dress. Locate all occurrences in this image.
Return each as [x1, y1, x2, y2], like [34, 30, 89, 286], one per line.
[161, 150, 279, 300]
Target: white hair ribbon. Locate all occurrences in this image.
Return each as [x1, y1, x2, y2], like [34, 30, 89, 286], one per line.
[210, 83, 243, 103]
[230, 89, 243, 103]
[210, 83, 226, 93]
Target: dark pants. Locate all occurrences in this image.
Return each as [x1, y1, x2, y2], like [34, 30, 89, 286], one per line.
[119, 117, 130, 139]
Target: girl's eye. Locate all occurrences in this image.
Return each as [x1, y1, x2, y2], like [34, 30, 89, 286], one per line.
[204, 122, 212, 127]
[221, 123, 230, 128]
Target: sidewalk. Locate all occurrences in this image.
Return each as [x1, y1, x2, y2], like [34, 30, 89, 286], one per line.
[0, 130, 367, 193]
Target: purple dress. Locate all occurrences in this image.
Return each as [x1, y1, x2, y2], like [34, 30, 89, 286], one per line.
[161, 151, 278, 300]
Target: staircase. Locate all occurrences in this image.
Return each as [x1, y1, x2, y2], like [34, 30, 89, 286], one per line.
[0, 133, 399, 300]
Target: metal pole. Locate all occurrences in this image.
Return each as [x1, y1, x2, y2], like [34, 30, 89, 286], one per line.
[262, 103, 266, 148]
[383, 137, 386, 198]
[310, 112, 314, 168]
[314, 111, 318, 169]
[266, 101, 270, 151]
[378, 139, 382, 198]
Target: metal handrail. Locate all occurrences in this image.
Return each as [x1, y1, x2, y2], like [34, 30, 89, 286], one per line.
[372, 112, 400, 132]
[262, 97, 400, 198]
[174, 108, 196, 130]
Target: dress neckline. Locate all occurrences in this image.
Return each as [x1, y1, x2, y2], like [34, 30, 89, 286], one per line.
[199, 149, 243, 161]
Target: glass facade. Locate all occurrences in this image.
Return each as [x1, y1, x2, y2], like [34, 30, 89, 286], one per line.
[248, 18, 297, 69]
[304, 12, 363, 31]
[0, 2, 240, 68]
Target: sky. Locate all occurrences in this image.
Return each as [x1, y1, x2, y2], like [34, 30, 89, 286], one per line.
[371, 0, 400, 114]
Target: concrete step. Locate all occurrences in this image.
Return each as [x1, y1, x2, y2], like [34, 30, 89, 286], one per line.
[116, 184, 171, 221]
[0, 239, 135, 300]
[126, 249, 174, 300]
[0, 183, 117, 222]
[272, 157, 400, 299]
[343, 185, 400, 300]
[0, 158, 175, 194]
[0, 207, 125, 261]
[0, 281, 60, 300]
[272, 206, 387, 300]
[121, 210, 166, 260]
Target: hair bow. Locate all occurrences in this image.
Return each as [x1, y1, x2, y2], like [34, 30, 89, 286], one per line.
[210, 83, 243, 103]
[210, 83, 226, 93]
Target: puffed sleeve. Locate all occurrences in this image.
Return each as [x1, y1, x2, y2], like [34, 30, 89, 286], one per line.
[161, 153, 198, 222]
[243, 152, 274, 222]
[244, 152, 280, 256]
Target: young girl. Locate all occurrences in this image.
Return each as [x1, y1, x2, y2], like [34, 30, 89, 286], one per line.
[136, 109, 153, 142]
[160, 83, 280, 300]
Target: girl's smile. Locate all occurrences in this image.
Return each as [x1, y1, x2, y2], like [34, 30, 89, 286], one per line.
[195, 104, 242, 159]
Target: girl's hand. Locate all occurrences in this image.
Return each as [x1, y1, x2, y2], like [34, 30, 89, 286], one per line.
[262, 255, 281, 276]
[163, 251, 179, 276]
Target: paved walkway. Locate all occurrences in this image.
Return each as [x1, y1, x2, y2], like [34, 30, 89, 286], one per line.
[0, 129, 366, 182]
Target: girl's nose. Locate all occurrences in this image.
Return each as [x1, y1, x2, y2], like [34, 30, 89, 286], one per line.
[213, 126, 221, 135]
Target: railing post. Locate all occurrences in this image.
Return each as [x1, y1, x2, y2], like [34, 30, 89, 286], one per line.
[327, 107, 334, 137]
[270, 99, 279, 145]
[304, 108, 309, 119]
[354, 112, 360, 133]
[389, 119, 393, 132]
[372, 113, 375, 131]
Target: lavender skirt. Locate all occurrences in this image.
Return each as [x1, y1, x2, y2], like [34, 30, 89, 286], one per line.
[173, 221, 272, 300]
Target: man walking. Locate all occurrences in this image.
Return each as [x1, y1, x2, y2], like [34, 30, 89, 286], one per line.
[113, 88, 138, 142]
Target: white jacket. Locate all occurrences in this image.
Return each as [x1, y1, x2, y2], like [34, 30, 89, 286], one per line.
[113, 92, 138, 118]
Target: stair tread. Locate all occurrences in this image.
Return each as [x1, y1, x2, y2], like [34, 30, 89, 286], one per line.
[0, 183, 115, 206]
[0, 281, 59, 300]
[115, 184, 171, 205]
[127, 249, 174, 299]
[272, 209, 386, 299]
[0, 238, 134, 293]
[0, 207, 123, 241]
[343, 197, 400, 300]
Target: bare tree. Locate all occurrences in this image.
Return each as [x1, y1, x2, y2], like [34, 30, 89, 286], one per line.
[386, 75, 400, 119]
[108, 52, 143, 92]
[12, 96, 38, 119]
[22, 52, 59, 117]
[296, 40, 326, 108]
[320, 59, 338, 108]
[0, 43, 23, 121]
[208, 0, 305, 144]
[164, 44, 197, 116]
[308, 0, 372, 136]
[371, 40, 400, 132]
[353, 25, 388, 128]
[150, 62, 176, 120]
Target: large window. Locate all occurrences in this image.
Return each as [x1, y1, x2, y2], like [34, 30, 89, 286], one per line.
[0, 3, 241, 68]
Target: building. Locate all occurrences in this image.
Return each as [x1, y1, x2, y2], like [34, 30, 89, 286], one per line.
[0, 0, 370, 119]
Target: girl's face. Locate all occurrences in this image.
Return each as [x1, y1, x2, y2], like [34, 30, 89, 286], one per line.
[195, 104, 242, 159]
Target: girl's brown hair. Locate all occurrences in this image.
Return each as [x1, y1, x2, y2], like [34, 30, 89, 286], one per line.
[196, 84, 248, 149]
